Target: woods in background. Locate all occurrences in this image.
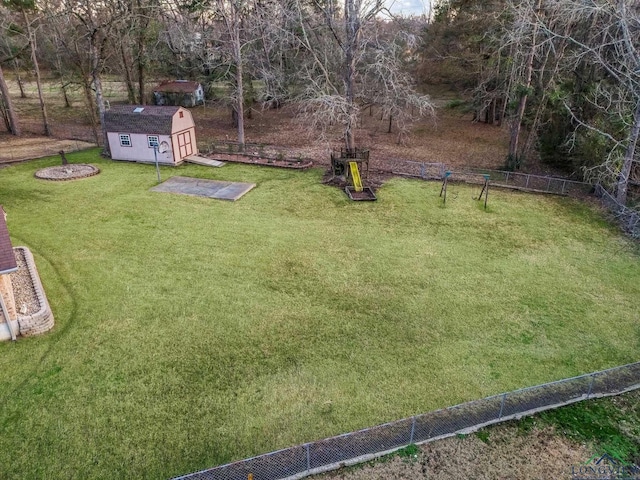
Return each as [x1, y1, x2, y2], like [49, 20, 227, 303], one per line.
[423, 0, 639, 204]
[0, 0, 638, 205]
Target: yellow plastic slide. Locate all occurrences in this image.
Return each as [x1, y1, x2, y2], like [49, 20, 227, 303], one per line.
[349, 162, 363, 192]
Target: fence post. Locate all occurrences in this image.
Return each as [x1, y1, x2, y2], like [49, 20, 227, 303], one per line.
[420, 163, 426, 179]
[498, 393, 507, 419]
[547, 177, 552, 193]
[305, 443, 311, 473]
[409, 417, 416, 444]
[525, 175, 530, 189]
[561, 180, 567, 195]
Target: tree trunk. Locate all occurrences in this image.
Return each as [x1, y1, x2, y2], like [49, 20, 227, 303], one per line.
[508, 0, 541, 166]
[231, 107, 238, 127]
[244, 76, 254, 119]
[24, 11, 51, 137]
[136, 0, 149, 105]
[233, 16, 245, 146]
[94, 71, 108, 152]
[73, 36, 99, 142]
[121, 43, 137, 104]
[137, 40, 146, 104]
[82, 79, 100, 143]
[344, 0, 359, 151]
[13, 60, 26, 98]
[90, 39, 109, 153]
[616, 101, 640, 205]
[236, 62, 245, 146]
[0, 105, 9, 132]
[0, 65, 21, 136]
[61, 81, 71, 108]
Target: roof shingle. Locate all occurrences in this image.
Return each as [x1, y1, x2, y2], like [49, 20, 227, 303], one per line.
[103, 105, 180, 135]
[0, 207, 17, 275]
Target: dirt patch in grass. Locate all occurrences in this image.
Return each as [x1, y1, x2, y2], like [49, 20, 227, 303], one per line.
[317, 424, 590, 480]
[318, 390, 640, 480]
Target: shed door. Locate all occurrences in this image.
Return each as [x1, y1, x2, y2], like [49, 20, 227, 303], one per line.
[177, 131, 193, 158]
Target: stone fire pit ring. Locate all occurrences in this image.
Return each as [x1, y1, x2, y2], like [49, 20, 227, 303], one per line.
[35, 164, 100, 181]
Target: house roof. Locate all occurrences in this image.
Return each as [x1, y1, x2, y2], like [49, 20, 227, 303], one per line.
[0, 207, 17, 275]
[103, 105, 181, 135]
[153, 81, 201, 93]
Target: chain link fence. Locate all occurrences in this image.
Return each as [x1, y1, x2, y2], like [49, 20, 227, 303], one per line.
[465, 169, 593, 196]
[390, 160, 446, 180]
[0, 139, 97, 164]
[389, 160, 593, 197]
[174, 362, 640, 480]
[596, 185, 640, 239]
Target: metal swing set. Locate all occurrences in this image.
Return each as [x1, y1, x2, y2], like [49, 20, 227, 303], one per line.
[440, 171, 490, 209]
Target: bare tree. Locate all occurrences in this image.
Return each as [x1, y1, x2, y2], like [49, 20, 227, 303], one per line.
[220, 0, 247, 145]
[506, 0, 542, 168]
[23, 10, 51, 135]
[41, 5, 102, 142]
[248, 0, 298, 108]
[0, 63, 20, 135]
[295, 0, 433, 150]
[158, 4, 213, 79]
[361, 22, 434, 144]
[0, 15, 27, 99]
[53, 0, 127, 152]
[536, 0, 640, 204]
[116, 0, 159, 104]
[0, 10, 21, 135]
[3, 0, 51, 135]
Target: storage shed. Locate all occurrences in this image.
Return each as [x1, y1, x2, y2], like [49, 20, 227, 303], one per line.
[153, 80, 204, 107]
[0, 206, 18, 341]
[104, 105, 198, 165]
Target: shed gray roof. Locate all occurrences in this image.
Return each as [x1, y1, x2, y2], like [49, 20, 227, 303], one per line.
[0, 207, 17, 275]
[103, 105, 181, 135]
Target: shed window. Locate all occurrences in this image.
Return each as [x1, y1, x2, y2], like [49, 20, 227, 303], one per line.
[179, 111, 184, 118]
[147, 136, 159, 148]
[119, 134, 131, 147]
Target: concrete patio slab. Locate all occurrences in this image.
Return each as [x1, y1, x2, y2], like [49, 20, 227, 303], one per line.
[151, 176, 255, 201]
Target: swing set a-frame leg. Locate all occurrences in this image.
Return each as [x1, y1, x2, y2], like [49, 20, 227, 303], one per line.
[478, 176, 489, 209]
[440, 171, 452, 204]
[440, 177, 448, 204]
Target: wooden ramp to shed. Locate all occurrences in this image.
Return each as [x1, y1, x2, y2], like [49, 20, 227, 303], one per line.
[184, 155, 225, 167]
[151, 176, 255, 201]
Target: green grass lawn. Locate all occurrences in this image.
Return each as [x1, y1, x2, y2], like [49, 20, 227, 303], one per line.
[0, 149, 639, 479]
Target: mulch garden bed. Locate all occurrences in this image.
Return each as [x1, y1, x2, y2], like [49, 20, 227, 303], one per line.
[206, 152, 313, 169]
